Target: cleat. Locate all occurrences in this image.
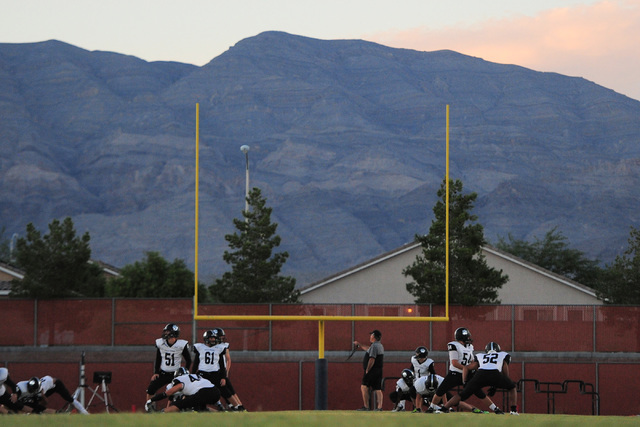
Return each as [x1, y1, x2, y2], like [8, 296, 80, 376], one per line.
[471, 407, 488, 414]
[510, 411, 520, 415]
[411, 408, 421, 413]
[494, 407, 505, 414]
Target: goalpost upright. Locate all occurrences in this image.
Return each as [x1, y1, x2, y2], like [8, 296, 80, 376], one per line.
[192, 103, 451, 408]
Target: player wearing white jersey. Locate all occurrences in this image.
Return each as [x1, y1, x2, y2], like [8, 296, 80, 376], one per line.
[145, 323, 192, 410]
[193, 328, 246, 411]
[0, 367, 30, 414]
[14, 375, 88, 414]
[411, 346, 436, 378]
[393, 346, 435, 412]
[389, 369, 416, 411]
[438, 342, 519, 415]
[146, 368, 220, 413]
[430, 327, 503, 414]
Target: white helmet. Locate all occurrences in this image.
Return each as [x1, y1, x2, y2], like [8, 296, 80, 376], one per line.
[0, 367, 8, 385]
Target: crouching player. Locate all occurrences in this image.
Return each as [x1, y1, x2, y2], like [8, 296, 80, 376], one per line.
[389, 369, 416, 412]
[146, 368, 220, 413]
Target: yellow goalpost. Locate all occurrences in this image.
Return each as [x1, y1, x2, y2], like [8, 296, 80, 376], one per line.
[192, 103, 451, 333]
[191, 103, 451, 409]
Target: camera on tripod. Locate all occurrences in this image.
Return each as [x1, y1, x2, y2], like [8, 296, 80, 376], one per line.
[93, 371, 112, 384]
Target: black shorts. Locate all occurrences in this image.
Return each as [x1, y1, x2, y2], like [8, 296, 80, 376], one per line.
[389, 388, 416, 403]
[458, 370, 515, 401]
[146, 371, 175, 395]
[198, 371, 235, 399]
[435, 371, 487, 399]
[0, 390, 24, 412]
[171, 387, 221, 411]
[362, 370, 383, 390]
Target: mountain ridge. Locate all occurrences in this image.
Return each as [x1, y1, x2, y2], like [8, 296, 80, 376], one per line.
[1, 31, 639, 285]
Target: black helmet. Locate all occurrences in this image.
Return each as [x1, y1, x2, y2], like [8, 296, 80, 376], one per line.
[485, 342, 501, 353]
[27, 377, 41, 394]
[203, 329, 216, 346]
[415, 346, 429, 359]
[0, 367, 8, 385]
[425, 374, 439, 392]
[163, 323, 180, 340]
[401, 368, 415, 385]
[212, 327, 226, 344]
[174, 367, 189, 378]
[454, 327, 473, 344]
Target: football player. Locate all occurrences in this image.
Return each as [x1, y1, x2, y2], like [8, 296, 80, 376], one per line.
[193, 328, 246, 411]
[145, 323, 192, 411]
[0, 367, 31, 414]
[389, 368, 416, 412]
[429, 327, 503, 414]
[146, 368, 220, 413]
[411, 346, 436, 378]
[437, 342, 519, 415]
[14, 375, 88, 414]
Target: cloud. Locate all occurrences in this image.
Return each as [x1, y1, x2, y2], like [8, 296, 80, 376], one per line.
[365, 1, 640, 100]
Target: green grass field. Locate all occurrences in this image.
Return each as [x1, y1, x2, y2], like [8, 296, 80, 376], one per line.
[1, 411, 639, 427]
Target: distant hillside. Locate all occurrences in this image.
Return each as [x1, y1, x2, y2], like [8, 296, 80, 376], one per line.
[1, 31, 639, 285]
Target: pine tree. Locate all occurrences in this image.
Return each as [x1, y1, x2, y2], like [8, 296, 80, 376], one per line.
[211, 188, 299, 303]
[11, 217, 105, 298]
[599, 226, 640, 304]
[403, 179, 507, 305]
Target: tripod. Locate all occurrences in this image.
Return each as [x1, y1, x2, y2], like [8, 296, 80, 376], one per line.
[87, 371, 119, 413]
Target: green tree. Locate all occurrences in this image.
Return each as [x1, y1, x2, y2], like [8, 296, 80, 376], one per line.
[11, 217, 105, 298]
[495, 227, 604, 289]
[598, 226, 640, 304]
[211, 187, 299, 303]
[0, 226, 10, 263]
[105, 251, 205, 299]
[404, 179, 507, 305]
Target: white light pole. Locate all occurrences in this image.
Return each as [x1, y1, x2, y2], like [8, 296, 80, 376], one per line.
[240, 145, 250, 219]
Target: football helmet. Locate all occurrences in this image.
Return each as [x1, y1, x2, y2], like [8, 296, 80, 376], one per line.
[425, 374, 439, 393]
[415, 346, 429, 359]
[0, 367, 8, 385]
[174, 367, 189, 378]
[212, 327, 226, 344]
[401, 368, 415, 385]
[162, 323, 180, 340]
[485, 342, 501, 353]
[203, 329, 216, 346]
[454, 327, 473, 344]
[27, 377, 41, 394]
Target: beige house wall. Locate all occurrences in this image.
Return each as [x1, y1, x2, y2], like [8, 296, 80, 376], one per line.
[300, 244, 602, 305]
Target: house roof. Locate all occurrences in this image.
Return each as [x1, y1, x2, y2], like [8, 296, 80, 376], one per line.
[300, 242, 599, 300]
[0, 259, 119, 296]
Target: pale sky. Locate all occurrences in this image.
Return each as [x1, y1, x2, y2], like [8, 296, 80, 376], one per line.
[1, 0, 639, 100]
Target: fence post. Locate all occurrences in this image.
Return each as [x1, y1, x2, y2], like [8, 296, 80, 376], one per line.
[33, 299, 38, 346]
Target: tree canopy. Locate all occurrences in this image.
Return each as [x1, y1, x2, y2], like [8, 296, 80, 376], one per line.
[11, 218, 105, 298]
[0, 226, 10, 263]
[210, 187, 299, 303]
[105, 251, 204, 299]
[597, 226, 640, 304]
[496, 227, 604, 290]
[404, 179, 507, 305]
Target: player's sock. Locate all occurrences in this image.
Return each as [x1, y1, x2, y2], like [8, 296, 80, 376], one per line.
[72, 400, 89, 415]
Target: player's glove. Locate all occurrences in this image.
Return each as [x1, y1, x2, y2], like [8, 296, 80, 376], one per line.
[487, 386, 497, 397]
